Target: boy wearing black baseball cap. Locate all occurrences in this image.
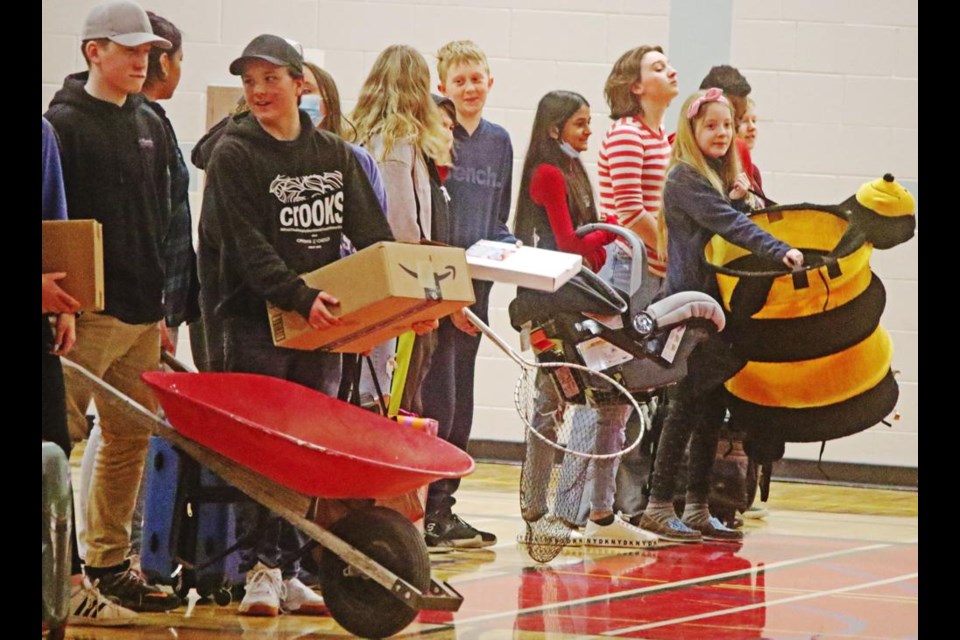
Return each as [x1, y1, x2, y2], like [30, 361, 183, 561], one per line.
[201, 34, 403, 616]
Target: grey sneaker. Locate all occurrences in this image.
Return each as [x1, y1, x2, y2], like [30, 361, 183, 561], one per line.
[638, 513, 702, 543]
[684, 516, 745, 542]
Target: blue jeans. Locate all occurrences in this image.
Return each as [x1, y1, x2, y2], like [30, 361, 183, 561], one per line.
[598, 244, 635, 294]
[521, 370, 631, 524]
[225, 316, 342, 578]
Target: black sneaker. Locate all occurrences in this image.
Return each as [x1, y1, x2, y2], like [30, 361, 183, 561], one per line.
[95, 566, 181, 612]
[425, 512, 497, 549]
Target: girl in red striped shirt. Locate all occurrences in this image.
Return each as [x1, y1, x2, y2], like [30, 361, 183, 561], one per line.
[598, 45, 679, 286]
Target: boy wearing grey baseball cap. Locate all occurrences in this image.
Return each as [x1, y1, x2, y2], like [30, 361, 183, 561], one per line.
[44, 0, 181, 621]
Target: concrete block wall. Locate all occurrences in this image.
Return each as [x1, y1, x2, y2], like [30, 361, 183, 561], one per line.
[729, 0, 918, 468]
[42, 0, 917, 470]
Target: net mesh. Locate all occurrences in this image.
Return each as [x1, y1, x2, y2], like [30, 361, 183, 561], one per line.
[514, 365, 646, 562]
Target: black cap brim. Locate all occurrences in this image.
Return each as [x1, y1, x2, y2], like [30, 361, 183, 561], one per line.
[229, 54, 290, 76]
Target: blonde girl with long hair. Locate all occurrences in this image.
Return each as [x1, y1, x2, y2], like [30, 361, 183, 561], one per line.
[639, 89, 802, 544]
[352, 44, 452, 243]
[351, 45, 452, 417]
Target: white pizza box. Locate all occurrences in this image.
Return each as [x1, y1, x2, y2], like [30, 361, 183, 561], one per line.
[465, 240, 582, 292]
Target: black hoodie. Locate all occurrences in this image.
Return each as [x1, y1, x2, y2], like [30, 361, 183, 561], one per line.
[44, 72, 171, 324]
[191, 113, 234, 326]
[204, 111, 393, 320]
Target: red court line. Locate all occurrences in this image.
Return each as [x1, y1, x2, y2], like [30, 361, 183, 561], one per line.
[428, 538, 892, 628]
[508, 543, 916, 637]
[604, 572, 917, 636]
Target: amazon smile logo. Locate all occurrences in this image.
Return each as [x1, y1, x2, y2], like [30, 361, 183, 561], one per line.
[398, 264, 458, 282]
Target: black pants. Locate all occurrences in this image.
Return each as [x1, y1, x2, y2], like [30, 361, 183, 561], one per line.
[421, 281, 490, 516]
[225, 316, 342, 578]
[41, 316, 83, 574]
[648, 335, 741, 505]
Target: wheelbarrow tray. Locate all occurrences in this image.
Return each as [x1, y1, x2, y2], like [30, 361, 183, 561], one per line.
[141, 371, 474, 500]
[63, 360, 465, 633]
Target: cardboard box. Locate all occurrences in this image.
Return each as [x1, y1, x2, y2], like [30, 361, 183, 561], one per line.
[466, 240, 582, 292]
[268, 242, 475, 353]
[41, 220, 105, 311]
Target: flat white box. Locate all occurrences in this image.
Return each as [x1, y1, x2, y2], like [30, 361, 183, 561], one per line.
[465, 240, 582, 292]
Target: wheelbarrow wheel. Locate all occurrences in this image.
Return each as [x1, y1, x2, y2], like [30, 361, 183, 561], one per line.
[320, 506, 430, 638]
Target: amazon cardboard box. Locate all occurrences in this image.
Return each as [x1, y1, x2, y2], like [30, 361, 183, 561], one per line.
[268, 242, 475, 353]
[466, 240, 582, 292]
[41, 220, 105, 311]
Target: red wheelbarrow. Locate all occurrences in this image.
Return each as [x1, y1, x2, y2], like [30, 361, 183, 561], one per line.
[63, 359, 473, 638]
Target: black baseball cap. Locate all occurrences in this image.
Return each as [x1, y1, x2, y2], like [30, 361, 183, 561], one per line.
[229, 34, 303, 75]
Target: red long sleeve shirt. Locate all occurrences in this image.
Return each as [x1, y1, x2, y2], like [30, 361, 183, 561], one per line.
[529, 163, 618, 272]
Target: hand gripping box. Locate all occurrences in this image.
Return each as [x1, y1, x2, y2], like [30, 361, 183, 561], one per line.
[268, 242, 475, 353]
[465, 240, 582, 292]
[41, 220, 105, 311]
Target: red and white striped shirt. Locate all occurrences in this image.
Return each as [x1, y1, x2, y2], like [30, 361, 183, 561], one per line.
[598, 115, 671, 278]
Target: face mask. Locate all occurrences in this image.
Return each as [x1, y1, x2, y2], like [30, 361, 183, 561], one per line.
[300, 94, 326, 127]
[558, 140, 580, 158]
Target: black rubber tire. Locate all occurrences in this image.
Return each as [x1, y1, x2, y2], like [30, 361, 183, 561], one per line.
[320, 507, 430, 638]
[212, 587, 232, 607]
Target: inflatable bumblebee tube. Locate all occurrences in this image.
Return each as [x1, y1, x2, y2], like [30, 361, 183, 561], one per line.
[704, 175, 915, 456]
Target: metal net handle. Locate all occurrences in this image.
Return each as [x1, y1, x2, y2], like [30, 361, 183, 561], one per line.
[512, 364, 646, 461]
[462, 308, 646, 461]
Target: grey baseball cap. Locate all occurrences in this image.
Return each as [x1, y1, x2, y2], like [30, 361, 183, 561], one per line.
[82, 0, 172, 48]
[229, 34, 303, 75]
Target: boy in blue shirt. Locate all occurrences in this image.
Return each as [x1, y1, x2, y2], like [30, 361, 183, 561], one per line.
[422, 40, 515, 548]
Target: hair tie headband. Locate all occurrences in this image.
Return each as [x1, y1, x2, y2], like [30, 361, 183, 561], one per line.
[686, 87, 729, 119]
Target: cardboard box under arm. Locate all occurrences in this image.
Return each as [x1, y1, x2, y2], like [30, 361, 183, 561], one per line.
[268, 242, 475, 353]
[41, 220, 105, 312]
[465, 240, 582, 292]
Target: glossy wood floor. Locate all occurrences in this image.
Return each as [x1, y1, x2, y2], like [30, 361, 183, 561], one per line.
[64, 463, 918, 639]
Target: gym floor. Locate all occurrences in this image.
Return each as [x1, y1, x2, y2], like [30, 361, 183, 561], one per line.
[62, 462, 918, 639]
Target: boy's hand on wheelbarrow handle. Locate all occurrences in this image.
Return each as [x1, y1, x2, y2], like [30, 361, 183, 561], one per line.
[450, 308, 479, 336]
[308, 291, 343, 330]
[411, 318, 440, 335]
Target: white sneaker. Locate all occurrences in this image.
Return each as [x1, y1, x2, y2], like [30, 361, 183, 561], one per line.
[518, 515, 583, 547]
[68, 578, 138, 627]
[584, 515, 660, 548]
[238, 562, 284, 617]
[282, 577, 327, 615]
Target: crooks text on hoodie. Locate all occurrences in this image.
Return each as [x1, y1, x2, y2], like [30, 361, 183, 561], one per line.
[205, 111, 393, 320]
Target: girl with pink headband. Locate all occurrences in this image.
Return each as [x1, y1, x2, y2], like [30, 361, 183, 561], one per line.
[634, 89, 802, 543]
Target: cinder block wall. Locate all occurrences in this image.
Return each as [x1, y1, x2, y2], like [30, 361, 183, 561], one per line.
[42, 0, 918, 469]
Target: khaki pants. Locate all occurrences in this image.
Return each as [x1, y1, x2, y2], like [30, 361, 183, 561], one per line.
[64, 313, 160, 569]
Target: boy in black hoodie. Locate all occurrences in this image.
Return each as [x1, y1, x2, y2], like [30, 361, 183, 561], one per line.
[203, 34, 412, 617]
[43, 0, 181, 617]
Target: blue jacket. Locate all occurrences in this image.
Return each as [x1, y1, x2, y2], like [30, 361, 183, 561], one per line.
[663, 163, 791, 299]
[445, 119, 516, 248]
